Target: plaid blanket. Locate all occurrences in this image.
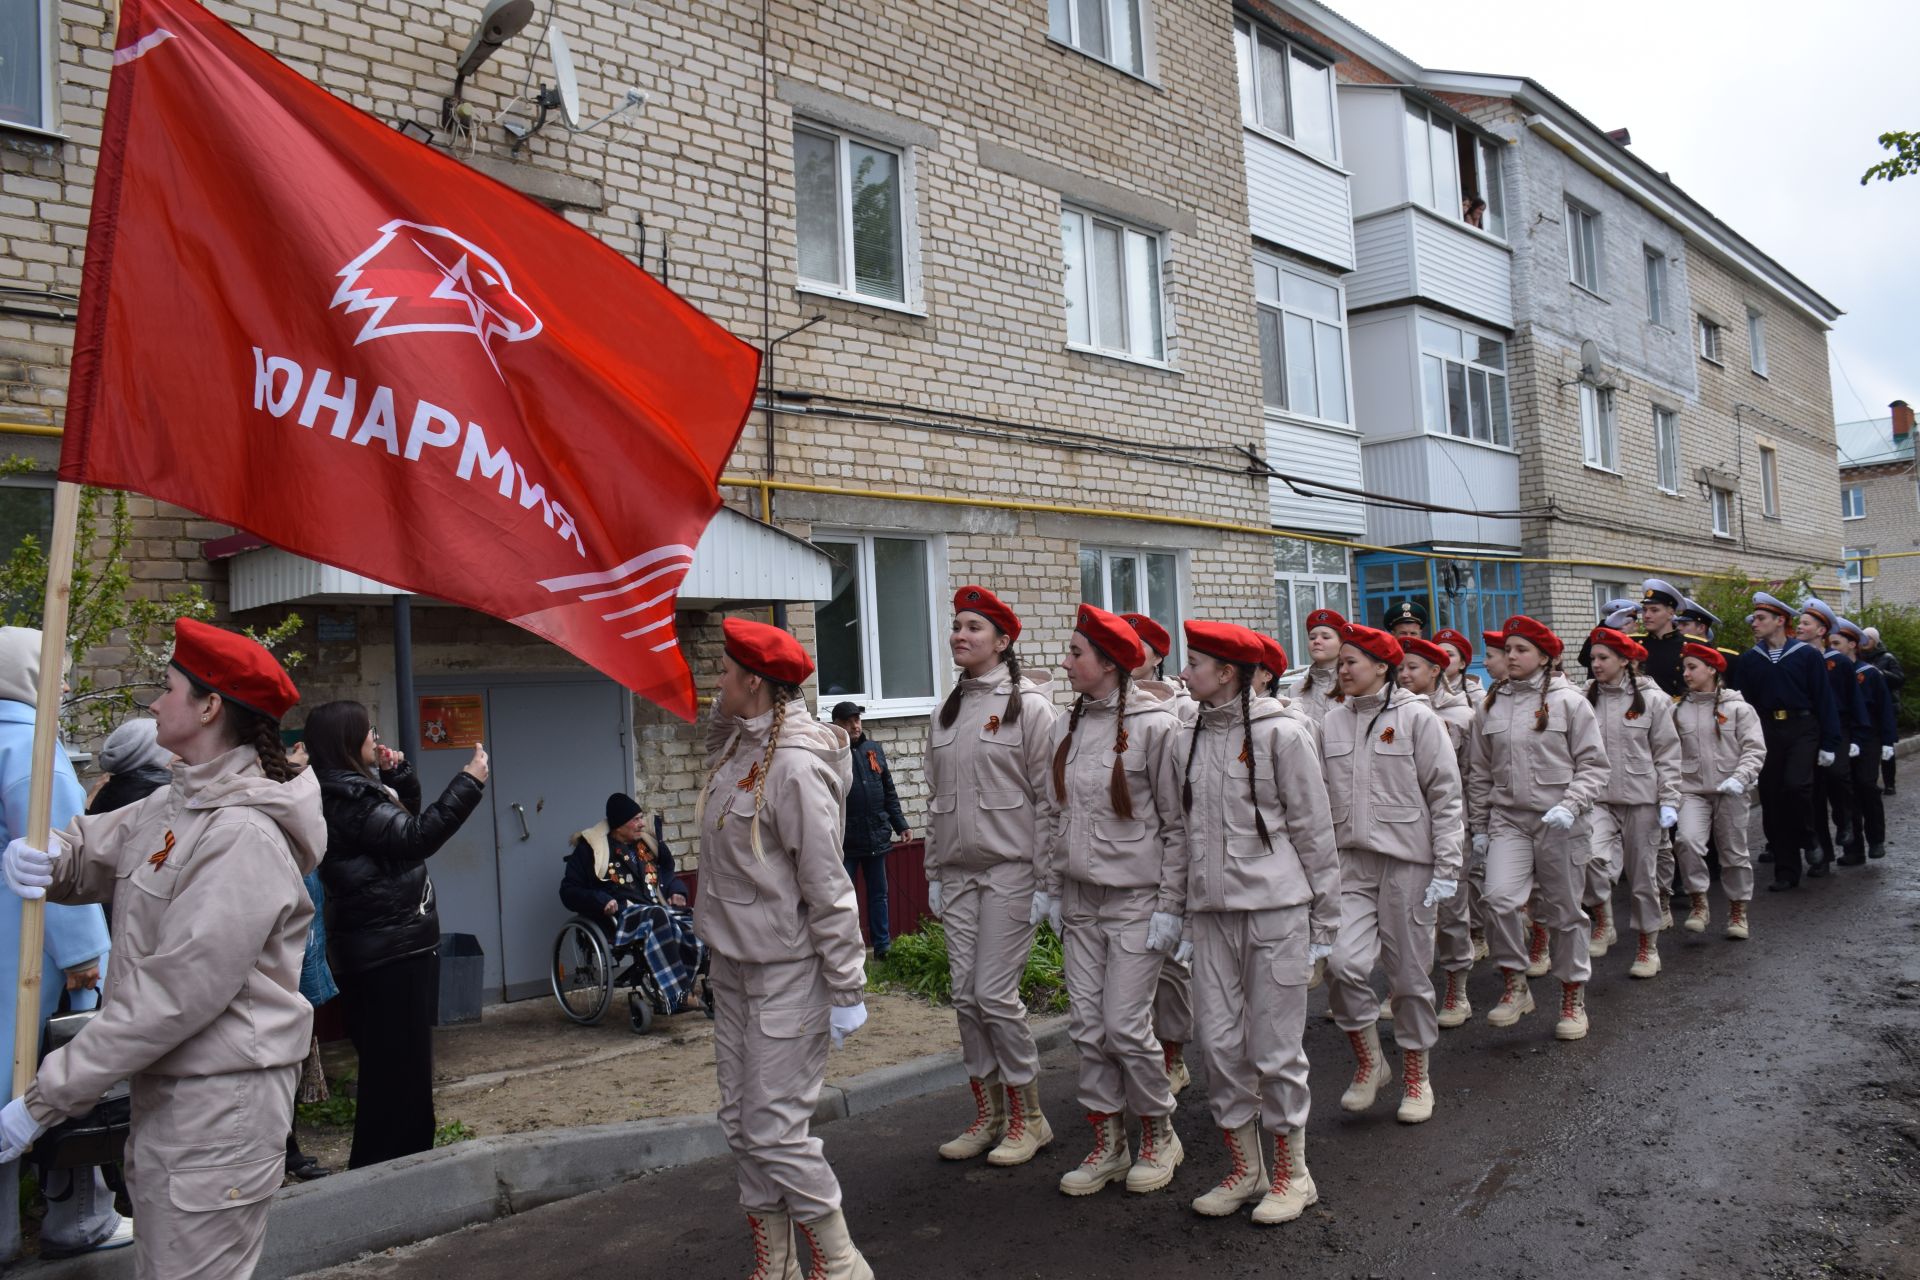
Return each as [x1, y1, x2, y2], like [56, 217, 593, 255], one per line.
[611, 902, 705, 1011]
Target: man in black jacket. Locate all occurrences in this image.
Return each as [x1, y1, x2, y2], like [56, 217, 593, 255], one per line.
[833, 703, 909, 959]
[1862, 626, 1906, 794]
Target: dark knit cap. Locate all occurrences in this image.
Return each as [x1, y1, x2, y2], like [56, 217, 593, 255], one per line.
[606, 793, 643, 828]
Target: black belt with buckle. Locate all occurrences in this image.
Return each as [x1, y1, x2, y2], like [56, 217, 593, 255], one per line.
[1768, 709, 1810, 720]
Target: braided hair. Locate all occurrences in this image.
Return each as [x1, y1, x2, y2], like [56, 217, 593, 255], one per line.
[747, 684, 800, 862]
[1585, 654, 1649, 720]
[1179, 662, 1272, 850]
[185, 671, 293, 782]
[1363, 672, 1400, 742]
[938, 645, 1024, 730]
[1052, 671, 1135, 820]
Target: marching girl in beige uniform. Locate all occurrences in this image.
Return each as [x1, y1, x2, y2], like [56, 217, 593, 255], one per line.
[1031, 605, 1188, 1197]
[1176, 621, 1339, 1223]
[1580, 628, 1683, 979]
[1466, 616, 1610, 1042]
[1672, 643, 1764, 939]
[1400, 638, 1479, 1027]
[2, 619, 317, 1280]
[1322, 626, 1462, 1125]
[1291, 609, 1346, 725]
[925, 586, 1061, 1166]
[1433, 628, 1486, 708]
[694, 619, 871, 1280]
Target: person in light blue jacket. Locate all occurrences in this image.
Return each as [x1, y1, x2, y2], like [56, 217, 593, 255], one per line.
[0, 627, 127, 1260]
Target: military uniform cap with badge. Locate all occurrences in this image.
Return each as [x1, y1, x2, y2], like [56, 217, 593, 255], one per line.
[1382, 598, 1429, 642]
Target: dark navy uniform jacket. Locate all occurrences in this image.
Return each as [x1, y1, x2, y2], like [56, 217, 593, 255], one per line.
[1727, 639, 1842, 755]
[1854, 661, 1899, 749]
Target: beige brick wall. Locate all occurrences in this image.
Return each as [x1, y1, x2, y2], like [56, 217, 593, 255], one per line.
[1840, 462, 1920, 609]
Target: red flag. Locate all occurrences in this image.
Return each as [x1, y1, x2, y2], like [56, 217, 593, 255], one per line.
[62, 0, 759, 720]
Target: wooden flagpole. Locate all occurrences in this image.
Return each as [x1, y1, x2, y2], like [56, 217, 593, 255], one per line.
[12, 480, 83, 1098]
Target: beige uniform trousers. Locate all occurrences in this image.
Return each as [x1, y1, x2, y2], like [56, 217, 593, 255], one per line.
[1153, 954, 1194, 1045]
[1483, 807, 1592, 984]
[1062, 879, 1174, 1118]
[1585, 801, 1663, 935]
[711, 953, 839, 1220]
[1190, 906, 1311, 1132]
[1327, 849, 1440, 1050]
[125, 1065, 298, 1280]
[1433, 862, 1484, 972]
[941, 860, 1043, 1086]
[1677, 793, 1756, 901]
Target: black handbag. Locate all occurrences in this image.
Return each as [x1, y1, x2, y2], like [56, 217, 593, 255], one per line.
[34, 1009, 131, 1171]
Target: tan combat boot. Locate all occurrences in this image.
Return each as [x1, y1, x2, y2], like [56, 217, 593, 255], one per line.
[1486, 969, 1534, 1027]
[1659, 898, 1675, 931]
[987, 1079, 1053, 1167]
[1470, 927, 1489, 962]
[1628, 932, 1661, 979]
[1163, 1041, 1191, 1096]
[1339, 1024, 1392, 1111]
[1250, 1128, 1318, 1225]
[1588, 901, 1614, 957]
[1555, 982, 1589, 1041]
[1725, 900, 1751, 940]
[1436, 969, 1472, 1028]
[1059, 1111, 1129, 1196]
[744, 1209, 801, 1280]
[1684, 892, 1710, 933]
[937, 1074, 1005, 1160]
[1190, 1121, 1268, 1217]
[1396, 1048, 1434, 1124]
[1126, 1113, 1184, 1193]
[1525, 922, 1552, 977]
[794, 1210, 872, 1280]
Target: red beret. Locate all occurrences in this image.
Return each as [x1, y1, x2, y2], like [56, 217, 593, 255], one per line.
[171, 617, 300, 720]
[1400, 637, 1452, 670]
[1258, 634, 1289, 678]
[1340, 622, 1404, 667]
[1682, 642, 1727, 674]
[1121, 613, 1171, 658]
[1501, 615, 1563, 660]
[953, 585, 1020, 642]
[1184, 620, 1265, 667]
[1481, 630, 1506, 650]
[723, 617, 814, 686]
[1075, 604, 1146, 672]
[1303, 608, 1346, 635]
[1588, 626, 1648, 664]
[1433, 628, 1474, 661]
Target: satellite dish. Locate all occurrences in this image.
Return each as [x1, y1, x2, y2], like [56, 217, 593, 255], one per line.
[1579, 338, 1605, 382]
[549, 26, 582, 129]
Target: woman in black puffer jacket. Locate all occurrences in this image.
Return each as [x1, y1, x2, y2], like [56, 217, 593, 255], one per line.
[307, 699, 488, 1169]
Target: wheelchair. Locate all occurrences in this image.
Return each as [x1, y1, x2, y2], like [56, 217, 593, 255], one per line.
[549, 910, 715, 1033]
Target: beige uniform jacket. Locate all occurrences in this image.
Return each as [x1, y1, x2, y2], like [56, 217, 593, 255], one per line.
[1041, 686, 1188, 917]
[692, 699, 866, 1006]
[1136, 678, 1198, 725]
[1588, 675, 1683, 809]
[925, 665, 1061, 878]
[1291, 665, 1343, 725]
[27, 745, 323, 1125]
[1179, 697, 1341, 945]
[1448, 673, 1487, 709]
[1673, 689, 1767, 795]
[1466, 671, 1611, 831]
[1321, 691, 1465, 881]
[1430, 682, 1476, 768]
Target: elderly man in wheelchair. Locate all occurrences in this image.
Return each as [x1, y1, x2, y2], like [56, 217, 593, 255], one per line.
[553, 793, 712, 1032]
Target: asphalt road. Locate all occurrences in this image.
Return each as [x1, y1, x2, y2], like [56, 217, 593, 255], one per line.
[304, 794, 1920, 1280]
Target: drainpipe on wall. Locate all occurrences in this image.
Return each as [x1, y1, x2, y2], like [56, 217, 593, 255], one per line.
[394, 595, 417, 754]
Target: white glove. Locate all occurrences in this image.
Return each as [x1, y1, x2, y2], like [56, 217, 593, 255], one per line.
[1818, 751, 1835, 768]
[1146, 912, 1182, 954]
[0, 1097, 45, 1165]
[829, 1001, 868, 1050]
[1470, 832, 1489, 867]
[1658, 805, 1679, 830]
[927, 880, 943, 919]
[1541, 805, 1576, 831]
[1849, 742, 1861, 759]
[1717, 777, 1746, 796]
[1172, 938, 1193, 967]
[1307, 942, 1334, 963]
[1028, 891, 1054, 929]
[1423, 878, 1458, 908]
[2, 838, 53, 900]
[1884, 745, 1897, 762]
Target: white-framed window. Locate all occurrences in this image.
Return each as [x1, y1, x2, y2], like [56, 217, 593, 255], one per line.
[0, 0, 51, 131]
[1747, 307, 1768, 376]
[1274, 537, 1351, 664]
[1653, 407, 1680, 493]
[813, 532, 942, 714]
[1710, 486, 1734, 538]
[1580, 384, 1617, 471]
[1842, 485, 1866, 521]
[1232, 19, 1336, 160]
[1644, 249, 1668, 327]
[1062, 205, 1166, 363]
[1403, 102, 1459, 221]
[1049, 0, 1147, 78]
[1592, 580, 1635, 620]
[1462, 135, 1506, 238]
[1255, 255, 1349, 425]
[1698, 316, 1723, 363]
[1418, 316, 1511, 447]
[1841, 546, 1875, 584]
[1759, 444, 1780, 518]
[1566, 200, 1601, 292]
[1080, 546, 1182, 669]
[794, 123, 912, 307]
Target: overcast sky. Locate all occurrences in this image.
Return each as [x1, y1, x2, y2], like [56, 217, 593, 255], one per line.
[1338, 0, 1917, 426]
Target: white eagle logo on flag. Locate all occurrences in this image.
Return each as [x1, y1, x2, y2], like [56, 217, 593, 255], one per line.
[330, 220, 542, 377]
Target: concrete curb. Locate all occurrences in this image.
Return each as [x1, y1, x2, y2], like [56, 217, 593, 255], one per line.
[24, 1016, 1071, 1280]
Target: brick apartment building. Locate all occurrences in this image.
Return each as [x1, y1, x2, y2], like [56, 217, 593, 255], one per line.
[1836, 400, 1920, 609]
